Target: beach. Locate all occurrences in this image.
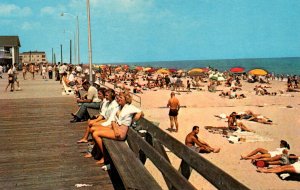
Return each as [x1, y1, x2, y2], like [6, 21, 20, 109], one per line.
[1, 70, 299, 190]
[137, 77, 300, 189]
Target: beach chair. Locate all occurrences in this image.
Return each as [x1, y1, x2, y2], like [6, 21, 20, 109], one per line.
[62, 80, 74, 95]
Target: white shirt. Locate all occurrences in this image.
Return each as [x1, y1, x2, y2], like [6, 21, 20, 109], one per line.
[268, 148, 286, 157]
[87, 86, 100, 102]
[113, 104, 141, 127]
[68, 73, 75, 82]
[76, 65, 82, 72]
[100, 100, 119, 127]
[47, 66, 53, 71]
[7, 68, 13, 75]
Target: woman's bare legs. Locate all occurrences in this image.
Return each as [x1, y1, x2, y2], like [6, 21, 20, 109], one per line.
[241, 148, 268, 159]
[237, 122, 254, 132]
[77, 125, 90, 143]
[77, 120, 105, 143]
[92, 127, 117, 165]
[257, 165, 296, 173]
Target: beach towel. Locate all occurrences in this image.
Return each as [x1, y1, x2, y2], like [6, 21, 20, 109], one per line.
[204, 126, 273, 143]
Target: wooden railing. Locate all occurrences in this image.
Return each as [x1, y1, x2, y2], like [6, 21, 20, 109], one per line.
[125, 118, 250, 190]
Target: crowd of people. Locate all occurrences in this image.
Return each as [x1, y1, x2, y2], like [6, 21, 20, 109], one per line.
[2, 61, 299, 180]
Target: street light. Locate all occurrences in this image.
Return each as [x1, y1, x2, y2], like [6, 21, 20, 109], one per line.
[86, 0, 93, 83]
[61, 12, 80, 65]
[64, 29, 76, 64]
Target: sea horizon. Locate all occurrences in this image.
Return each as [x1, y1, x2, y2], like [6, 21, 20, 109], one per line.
[93, 57, 300, 75]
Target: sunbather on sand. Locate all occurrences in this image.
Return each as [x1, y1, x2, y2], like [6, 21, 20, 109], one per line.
[241, 140, 290, 160]
[228, 112, 254, 132]
[185, 126, 220, 153]
[247, 115, 273, 125]
[253, 150, 298, 166]
[257, 160, 300, 174]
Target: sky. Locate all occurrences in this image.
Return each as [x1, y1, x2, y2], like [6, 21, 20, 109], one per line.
[0, 0, 300, 64]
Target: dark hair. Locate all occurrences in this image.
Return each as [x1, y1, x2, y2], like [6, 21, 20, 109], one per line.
[82, 80, 90, 86]
[289, 154, 298, 164]
[230, 112, 237, 117]
[192, 126, 199, 131]
[106, 89, 116, 100]
[280, 140, 290, 150]
[98, 87, 106, 96]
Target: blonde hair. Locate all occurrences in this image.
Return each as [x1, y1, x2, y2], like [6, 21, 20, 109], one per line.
[118, 92, 132, 104]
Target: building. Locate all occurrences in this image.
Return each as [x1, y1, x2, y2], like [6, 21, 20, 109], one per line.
[0, 36, 21, 66]
[20, 51, 47, 64]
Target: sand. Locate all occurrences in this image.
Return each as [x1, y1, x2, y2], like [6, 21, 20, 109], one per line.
[137, 77, 300, 190]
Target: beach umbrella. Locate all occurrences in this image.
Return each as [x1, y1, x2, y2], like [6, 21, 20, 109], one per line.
[248, 69, 268, 76]
[177, 69, 184, 73]
[135, 66, 143, 71]
[115, 67, 122, 72]
[147, 68, 157, 73]
[100, 65, 106, 69]
[156, 68, 170, 74]
[210, 75, 226, 81]
[201, 68, 210, 73]
[188, 68, 204, 76]
[230, 67, 245, 73]
[143, 67, 152, 72]
[169, 68, 177, 73]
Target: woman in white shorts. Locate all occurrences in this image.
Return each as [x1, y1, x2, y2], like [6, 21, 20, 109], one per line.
[241, 140, 290, 160]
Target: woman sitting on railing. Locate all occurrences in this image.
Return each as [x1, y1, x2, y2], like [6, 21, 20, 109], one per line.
[92, 92, 144, 165]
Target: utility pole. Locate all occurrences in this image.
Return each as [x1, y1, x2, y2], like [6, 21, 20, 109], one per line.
[60, 44, 63, 64]
[52, 48, 54, 64]
[86, 0, 93, 82]
[70, 40, 72, 64]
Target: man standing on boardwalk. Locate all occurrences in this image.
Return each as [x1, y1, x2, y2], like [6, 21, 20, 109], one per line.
[167, 92, 180, 132]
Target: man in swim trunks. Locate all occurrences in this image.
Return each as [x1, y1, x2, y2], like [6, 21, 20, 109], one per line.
[185, 126, 220, 153]
[167, 92, 180, 132]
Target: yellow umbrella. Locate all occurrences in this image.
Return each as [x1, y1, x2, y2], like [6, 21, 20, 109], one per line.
[248, 69, 268, 76]
[188, 68, 204, 76]
[156, 68, 170, 74]
[143, 67, 152, 72]
[115, 67, 122, 71]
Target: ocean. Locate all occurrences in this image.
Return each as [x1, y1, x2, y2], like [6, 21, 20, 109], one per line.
[98, 57, 300, 75]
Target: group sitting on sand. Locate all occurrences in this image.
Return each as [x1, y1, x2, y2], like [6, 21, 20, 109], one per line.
[216, 110, 273, 125]
[240, 140, 300, 176]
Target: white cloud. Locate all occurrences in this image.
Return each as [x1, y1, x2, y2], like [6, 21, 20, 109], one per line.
[0, 3, 31, 17]
[40, 6, 56, 15]
[20, 21, 40, 31]
[68, 0, 153, 14]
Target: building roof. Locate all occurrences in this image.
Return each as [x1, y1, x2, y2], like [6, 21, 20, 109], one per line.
[21, 51, 45, 54]
[0, 36, 21, 47]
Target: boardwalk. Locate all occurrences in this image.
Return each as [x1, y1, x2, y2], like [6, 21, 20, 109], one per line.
[0, 74, 114, 189]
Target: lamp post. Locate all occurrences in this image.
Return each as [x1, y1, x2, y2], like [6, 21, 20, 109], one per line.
[86, 0, 93, 83]
[61, 12, 80, 65]
[64, 30, 75, 64]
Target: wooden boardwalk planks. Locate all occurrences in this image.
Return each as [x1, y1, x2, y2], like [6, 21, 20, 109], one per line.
[0, 97, 114, 190]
